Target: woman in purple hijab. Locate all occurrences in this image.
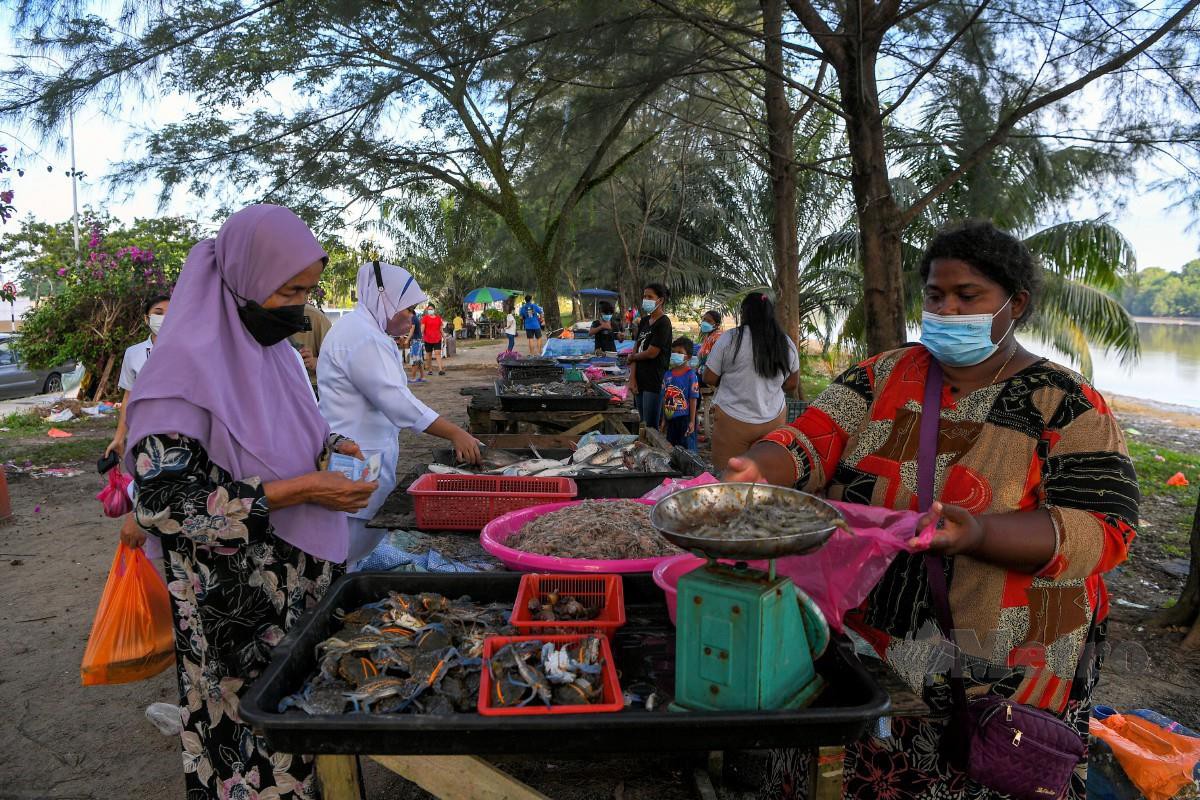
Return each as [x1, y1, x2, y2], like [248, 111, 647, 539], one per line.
[125, 204, 375, 799]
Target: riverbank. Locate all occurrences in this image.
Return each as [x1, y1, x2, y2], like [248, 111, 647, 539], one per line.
[1133, 315, 1200, 326]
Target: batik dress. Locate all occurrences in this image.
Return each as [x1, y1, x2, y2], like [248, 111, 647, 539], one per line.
[756, 346, 1139, 800]
[133, 433, 342, 800]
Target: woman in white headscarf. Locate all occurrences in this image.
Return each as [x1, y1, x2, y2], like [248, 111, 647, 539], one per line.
[317, 261, 482, 567]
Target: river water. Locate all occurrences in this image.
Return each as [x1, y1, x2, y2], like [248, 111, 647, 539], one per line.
[1023, 320, 1200, 411]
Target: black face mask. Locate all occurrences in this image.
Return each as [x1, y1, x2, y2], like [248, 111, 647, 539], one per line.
[236, 298, 311, 347]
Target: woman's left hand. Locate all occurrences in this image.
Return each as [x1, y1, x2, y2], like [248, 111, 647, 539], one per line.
[334, 439, 365, 460]
[911, 501, 985, 555]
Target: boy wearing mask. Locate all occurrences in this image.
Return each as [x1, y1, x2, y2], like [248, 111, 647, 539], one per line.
[659, 336, 699, 450]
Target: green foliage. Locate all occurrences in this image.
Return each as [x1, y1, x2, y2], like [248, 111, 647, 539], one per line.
[0, 145, 14, 223]
[2, 211, 202, 299]
[1123, 262, 1200, 318]
[12, 216, 200, 393]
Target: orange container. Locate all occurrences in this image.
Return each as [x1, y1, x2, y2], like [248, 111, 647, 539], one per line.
[478, 634, 623, 716]
[406, 473, 576, 531]
[510, 574, 625, 640]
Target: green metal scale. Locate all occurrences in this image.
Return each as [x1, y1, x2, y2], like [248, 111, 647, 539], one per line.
[651, 484, 839, 712]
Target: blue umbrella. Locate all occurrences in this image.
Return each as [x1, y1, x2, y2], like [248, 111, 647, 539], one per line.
[464, 287, 512, 304]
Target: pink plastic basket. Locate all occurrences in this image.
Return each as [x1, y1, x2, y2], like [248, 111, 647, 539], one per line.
[479, 498, 675, 573]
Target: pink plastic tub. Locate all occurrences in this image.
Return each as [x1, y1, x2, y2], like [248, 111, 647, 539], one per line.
[479, 498, 676, 573]
[654, 555, 764, 624]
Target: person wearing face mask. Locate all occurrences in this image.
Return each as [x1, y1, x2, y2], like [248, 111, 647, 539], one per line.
[725, 221, 1139, 800]
[695, 309, 723, 376]
[588, 300, 621, 353]
[105, 294, 171, 460]
[626, 282, 673, 429]
[123, 204, 378, 798]
[317, 261, 483, 568]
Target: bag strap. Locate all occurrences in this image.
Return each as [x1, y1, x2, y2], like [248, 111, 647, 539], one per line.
[917, 361, 973, 720]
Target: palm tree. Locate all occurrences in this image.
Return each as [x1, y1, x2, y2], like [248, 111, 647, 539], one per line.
[811, 84, 1141, 377]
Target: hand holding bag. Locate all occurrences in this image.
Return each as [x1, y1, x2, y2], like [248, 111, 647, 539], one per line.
[918, 360, 1086, 800]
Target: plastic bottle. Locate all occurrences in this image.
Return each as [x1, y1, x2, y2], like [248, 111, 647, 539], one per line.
[145, 702, 184, 735]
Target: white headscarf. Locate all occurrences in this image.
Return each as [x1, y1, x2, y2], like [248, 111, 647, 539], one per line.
[355, 261, 429, 331]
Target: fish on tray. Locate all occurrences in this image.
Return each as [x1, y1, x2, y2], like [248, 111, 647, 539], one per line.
[426, 441, 675, 477]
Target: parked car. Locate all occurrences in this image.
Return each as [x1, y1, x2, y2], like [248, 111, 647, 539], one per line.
[0, 334, 78, 399]
[322, 307, 354, 323]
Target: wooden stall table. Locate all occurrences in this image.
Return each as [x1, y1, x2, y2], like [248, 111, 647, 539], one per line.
[241, 574, 892, 800]
[466, 389, 640, 436]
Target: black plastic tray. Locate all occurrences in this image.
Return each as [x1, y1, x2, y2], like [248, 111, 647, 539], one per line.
[432, 447, 683, 499]
[240, 573, 890, 755]
[494, 379, 613, 412]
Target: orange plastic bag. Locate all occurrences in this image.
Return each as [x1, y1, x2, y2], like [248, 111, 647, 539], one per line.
[1090, 712, 1200, 800]
[1166, 472, 1190, 487]
[80, 544, 175, 685]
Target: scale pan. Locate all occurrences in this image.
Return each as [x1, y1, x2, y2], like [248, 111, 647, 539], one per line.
[650, 483, 843, 559]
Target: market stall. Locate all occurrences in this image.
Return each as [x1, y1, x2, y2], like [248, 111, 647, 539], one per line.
[239, 572, 890, 800]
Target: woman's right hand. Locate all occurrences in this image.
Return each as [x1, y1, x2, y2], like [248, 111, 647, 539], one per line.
[305, 471, 378, 513]
[105, 434, 126, 459]
[723, 456, 765, 483]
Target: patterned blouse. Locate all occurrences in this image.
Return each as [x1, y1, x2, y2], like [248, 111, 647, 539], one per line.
[761, 345, 1139, 713]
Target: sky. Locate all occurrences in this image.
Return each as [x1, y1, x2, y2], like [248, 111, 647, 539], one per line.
[2, 21, 1199, 296]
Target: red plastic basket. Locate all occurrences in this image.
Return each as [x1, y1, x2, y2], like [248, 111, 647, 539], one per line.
[477, 634, 623, 716]
[510, 574, 625, 640]
[406, 474, 577, 531]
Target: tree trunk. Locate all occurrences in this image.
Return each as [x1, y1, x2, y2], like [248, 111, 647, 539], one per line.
[534, 250, 562, 331]
[762, 0, 801, 356]
[839, 36, 907, 355]
[1154, 487, 1200, 650]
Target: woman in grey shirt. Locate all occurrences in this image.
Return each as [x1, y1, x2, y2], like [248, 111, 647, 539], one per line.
[703, 292, 800, 470]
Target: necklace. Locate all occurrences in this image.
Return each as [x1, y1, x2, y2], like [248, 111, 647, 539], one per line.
[948, 345, 1020, 394]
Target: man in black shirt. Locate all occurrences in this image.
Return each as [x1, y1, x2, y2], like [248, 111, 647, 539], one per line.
[626, 282, 672, 428]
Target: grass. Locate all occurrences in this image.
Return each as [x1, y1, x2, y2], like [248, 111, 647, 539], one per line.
[1126, 440, 1197, 552]
[0, 410, 51, 436]
[1, 411, 117, 466]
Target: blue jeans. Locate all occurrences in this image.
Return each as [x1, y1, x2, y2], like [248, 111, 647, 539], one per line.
[506, 333, 516, 350]
[636, 390, 661, 429]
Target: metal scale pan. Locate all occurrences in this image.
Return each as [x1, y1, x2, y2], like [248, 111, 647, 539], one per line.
[650, 482, 844, 559]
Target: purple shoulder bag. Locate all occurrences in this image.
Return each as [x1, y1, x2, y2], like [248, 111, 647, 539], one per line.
[919, 360, 1085, 800]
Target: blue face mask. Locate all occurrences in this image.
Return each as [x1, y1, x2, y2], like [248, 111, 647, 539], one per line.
[642, 298, 658, 314]
[699, 321, 714, 334]
[602, 314, 612, 321]
[669, 353, 686, 367]
[689, 356, 699, 368]
[920, 296, 1014, 367]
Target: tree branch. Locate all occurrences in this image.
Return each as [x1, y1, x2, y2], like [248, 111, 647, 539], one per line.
[899, 0, 1200, 227]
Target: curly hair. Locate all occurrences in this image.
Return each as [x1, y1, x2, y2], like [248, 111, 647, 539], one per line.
[919, 220, 1043, 325]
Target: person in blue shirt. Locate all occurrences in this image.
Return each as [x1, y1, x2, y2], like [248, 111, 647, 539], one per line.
[659, 336, 700, 450]
[518, 294, 544, 355]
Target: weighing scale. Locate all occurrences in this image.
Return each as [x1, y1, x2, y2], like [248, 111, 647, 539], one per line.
[651, 484, 841, 712]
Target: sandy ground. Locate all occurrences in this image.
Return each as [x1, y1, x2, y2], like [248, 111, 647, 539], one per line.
[1, 337, 1197, 799]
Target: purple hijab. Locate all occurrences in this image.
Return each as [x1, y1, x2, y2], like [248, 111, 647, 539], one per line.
[125, 204, 349, 563]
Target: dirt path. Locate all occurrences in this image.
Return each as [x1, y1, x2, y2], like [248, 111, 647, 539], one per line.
[1, 340, 1197, 799]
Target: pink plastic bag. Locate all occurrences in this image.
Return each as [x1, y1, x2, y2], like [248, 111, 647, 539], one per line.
[774, 502, 934, 632]
[642, 472, 721, 502]
[96, 466, 133, 518]
[642, 474, 935, 632]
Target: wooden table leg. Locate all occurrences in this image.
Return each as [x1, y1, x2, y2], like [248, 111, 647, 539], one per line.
[316, 754, 362, 800]
[562, 412, 605, 436]
[369, 755, 551, 800]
